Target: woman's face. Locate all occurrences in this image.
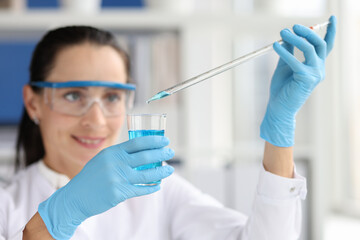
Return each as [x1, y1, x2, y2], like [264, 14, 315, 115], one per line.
[34, 43, 128, 178]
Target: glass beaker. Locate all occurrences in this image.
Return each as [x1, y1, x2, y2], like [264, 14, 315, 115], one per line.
[127, 113, 166, 185]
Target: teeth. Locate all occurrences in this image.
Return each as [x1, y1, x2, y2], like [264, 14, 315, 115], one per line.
[78, 138, 102, 144]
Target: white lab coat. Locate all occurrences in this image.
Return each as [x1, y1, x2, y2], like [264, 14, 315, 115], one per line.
[0, 160, 306, 240]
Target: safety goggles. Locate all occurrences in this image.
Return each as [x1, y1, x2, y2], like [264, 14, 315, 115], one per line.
[30, 81, 136, 117]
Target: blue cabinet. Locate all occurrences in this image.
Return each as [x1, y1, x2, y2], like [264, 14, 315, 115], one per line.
[0, 42, 36, 125]
[27, 0, 144, 8]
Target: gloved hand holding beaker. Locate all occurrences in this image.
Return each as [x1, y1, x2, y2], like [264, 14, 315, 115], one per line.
[38, 136, 174, 240]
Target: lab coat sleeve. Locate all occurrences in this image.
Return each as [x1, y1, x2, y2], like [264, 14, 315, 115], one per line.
[2, 229, 23, 240]
[165, 173, 249, 240]
[0, 188, 9, 240]
[0, 209, 4, 240]
[241, 164, 307, 240]
[0, 188, 24, 240]
[166, 164, 306, 240]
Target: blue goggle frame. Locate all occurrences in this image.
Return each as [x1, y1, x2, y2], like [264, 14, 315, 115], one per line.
[30, 80, 136, 91]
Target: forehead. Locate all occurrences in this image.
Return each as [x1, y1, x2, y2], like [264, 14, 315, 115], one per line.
[47, 42, 127, 84]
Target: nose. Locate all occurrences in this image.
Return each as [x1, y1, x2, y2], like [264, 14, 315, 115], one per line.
[80, 102, 107, 129]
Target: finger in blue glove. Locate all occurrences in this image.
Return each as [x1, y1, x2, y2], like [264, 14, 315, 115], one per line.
[38, 135, 174, 240]
[260, 16, 337, 147]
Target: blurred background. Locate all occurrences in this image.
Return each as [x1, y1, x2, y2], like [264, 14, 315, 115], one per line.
[0, 0, 358, 239]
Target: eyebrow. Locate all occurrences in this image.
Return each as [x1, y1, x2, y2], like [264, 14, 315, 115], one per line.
[30, 81, 136, 90]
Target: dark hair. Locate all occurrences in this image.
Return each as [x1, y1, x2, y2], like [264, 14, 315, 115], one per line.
[15, 26, 131, 171]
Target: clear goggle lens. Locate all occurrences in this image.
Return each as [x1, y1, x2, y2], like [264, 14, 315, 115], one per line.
[43, 86, 135, 117]
[30, 81, 136, 117]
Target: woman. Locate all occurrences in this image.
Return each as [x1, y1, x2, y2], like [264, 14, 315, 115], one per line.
[0, 16, 336, 240]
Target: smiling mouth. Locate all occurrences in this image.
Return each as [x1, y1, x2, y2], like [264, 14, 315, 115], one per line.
[72, 136, 106, 148]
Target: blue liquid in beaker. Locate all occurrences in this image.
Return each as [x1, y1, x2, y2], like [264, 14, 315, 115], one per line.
[128, 129, 165, 185]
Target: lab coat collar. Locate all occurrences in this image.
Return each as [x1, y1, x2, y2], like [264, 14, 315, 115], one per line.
[38, 160, 70, 189]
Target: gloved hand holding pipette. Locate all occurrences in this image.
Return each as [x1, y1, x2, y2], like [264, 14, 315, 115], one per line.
[146, 19, 334, 104]
[260, 15, 337, 147]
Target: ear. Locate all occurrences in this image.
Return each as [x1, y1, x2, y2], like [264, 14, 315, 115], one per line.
[23, 85, 42, 121]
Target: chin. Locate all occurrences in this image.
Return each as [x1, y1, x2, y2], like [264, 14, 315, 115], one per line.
[73, 140, 116, 165]
[75, 150, 100, 165]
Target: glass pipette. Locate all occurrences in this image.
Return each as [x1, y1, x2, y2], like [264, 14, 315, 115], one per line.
[147, 21, 330, 104]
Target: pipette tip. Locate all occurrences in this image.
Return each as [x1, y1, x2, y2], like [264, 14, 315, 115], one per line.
[146, 91, 171, 104]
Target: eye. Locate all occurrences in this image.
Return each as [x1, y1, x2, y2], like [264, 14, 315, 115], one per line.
[64, 91, 82, 102]
[106, 93, 122, 103]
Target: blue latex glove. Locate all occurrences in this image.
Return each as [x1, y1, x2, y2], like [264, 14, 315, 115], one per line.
[38, 136, 174, 240]
[260, 16, 337, 147]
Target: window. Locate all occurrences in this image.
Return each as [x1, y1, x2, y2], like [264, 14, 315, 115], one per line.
[334, 0, 360, 213]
